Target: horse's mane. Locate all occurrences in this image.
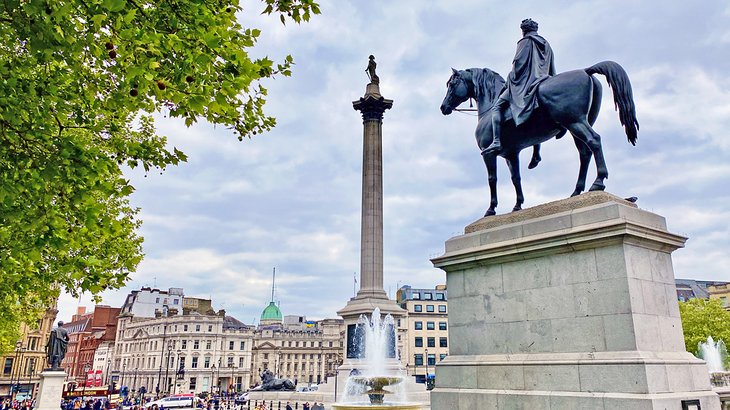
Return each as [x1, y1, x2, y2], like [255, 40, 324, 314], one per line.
[469, 68, 505, 103]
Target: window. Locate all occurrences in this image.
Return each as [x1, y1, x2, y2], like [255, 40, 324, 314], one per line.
[156, 298, 160, 303]
[397, 319, 401, 327]
[424, 293, 432, 300]
[414, 321, 422, 330]
[427, 354, 436, 366]
[264, 354, 269, 360]
[239, 357, 244, 367]
[180, 357, 186, 369]
[193, 340, 199, 349]
[415, 337, 423, 347]
[427, 337, 435, 348]
[3, 358, 12, 375]
[191, 357, 198, 368]
[183, 325, 188, 332]
[426, 305, 434, 313]
[438, 305, 447, 313]
[227, 357, 234, 366]
[189, 377, 197, 390]
[440, 354, 447, 361]
[426, 322, 435, 330]
[229, 341, 234, 350]
[204, 357, 210, 368]
[722, 297, 729, 307]
[302, 363, 306, 371]
[436, 293, 445, 301]
[208, 325, 213, 332]
[181, 340, 187, 349]
[240, 342, 245, 351]
[328, 342, 333, 347]
[440, 337, 448, 348]
[412, 292, 420, 300]
[195, 325, 201, 332]
[414, 354, 423, 366]
[414, 305, 422, 313]
[173, 299, 179, 305]
[439, 322, 447, 331]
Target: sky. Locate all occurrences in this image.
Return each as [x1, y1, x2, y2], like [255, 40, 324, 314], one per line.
[57, 0, 730, 325]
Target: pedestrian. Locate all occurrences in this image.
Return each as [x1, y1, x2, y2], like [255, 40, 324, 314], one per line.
[285, 402, 292, 410]
[302, 403, 310, 410]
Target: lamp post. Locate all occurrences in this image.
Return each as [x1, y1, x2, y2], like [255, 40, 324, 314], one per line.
[210, 365, 216, 395]
[26, 359, 35, 400]
[121, 363, 126, 389]
[163, 342, 173, 395]
[333, 357, 343, 402]
[156, 323, 168, 398]
[216, 359, 221, 394]
[81, 362, 92, 401]
[174, 350, 182, 395]
[132, 367, 138, 392]
[105, 358, 112, 386]
[228, 364, 235, 404]
[424, 349, 429, 380]
[9, 341, 22, 399]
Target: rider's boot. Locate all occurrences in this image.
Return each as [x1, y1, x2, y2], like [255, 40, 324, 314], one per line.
[483, 100, 506, 155]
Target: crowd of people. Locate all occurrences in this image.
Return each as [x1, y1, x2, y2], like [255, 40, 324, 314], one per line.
[1, 398, 35, 410]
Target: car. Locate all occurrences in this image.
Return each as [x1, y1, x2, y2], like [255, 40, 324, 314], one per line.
[233, 393, 249, 404]
[143, 396, 194, 409]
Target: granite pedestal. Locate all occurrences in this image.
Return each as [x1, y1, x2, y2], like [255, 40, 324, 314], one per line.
[430, 192, 720, 409]
[36, 370, 66, 410]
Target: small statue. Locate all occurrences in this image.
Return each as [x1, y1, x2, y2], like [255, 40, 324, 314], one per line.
[46, 321, 69, 370]
[365, 55, 379, 85]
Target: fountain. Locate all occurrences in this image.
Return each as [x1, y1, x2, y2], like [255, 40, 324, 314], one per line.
[699, 336, 730, 387]
[331, 308, 421, 410]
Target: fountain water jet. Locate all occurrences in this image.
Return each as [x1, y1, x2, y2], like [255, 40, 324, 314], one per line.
[332, 308, 421, 410]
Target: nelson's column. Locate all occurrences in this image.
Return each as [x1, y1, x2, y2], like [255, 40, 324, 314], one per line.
[337, 56, 406, 366]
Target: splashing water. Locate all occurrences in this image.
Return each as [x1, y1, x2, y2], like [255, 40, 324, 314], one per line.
[340, 308, 409, 404]
[699, 336, 727, 373]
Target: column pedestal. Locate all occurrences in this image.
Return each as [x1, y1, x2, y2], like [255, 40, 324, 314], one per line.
[431, 192, 720, 409]
[36, 370, 67, 410]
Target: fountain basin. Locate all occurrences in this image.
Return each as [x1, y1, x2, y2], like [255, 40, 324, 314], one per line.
[331, 403, 421, 410]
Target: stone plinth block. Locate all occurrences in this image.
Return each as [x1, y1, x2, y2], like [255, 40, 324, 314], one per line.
[431, 192, 720, 409]
[36, 370, 66, 410]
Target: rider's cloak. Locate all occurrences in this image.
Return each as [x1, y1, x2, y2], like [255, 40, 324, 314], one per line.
[503, 32, 555, 126]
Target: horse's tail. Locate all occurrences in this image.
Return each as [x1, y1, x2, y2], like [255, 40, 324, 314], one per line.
[585, 61, 639, 145]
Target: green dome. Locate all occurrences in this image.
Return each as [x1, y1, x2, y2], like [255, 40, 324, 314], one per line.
[260, 301, 282, 321]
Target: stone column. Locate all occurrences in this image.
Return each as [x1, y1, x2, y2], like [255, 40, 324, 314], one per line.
[35, 370, 66, 410]
[353, 83, 391, 299]
[431, 192, 720, 409]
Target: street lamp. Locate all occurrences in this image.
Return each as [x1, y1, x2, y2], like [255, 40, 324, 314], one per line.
[424, 349, 429, 380]
[9, 341, 22, 399]
[174, 350, 182, 395]
[210, 364, 216, 394]
[81, 362, 92, 401]
[105, 358, 112, 386]
[164, 342, 173, 395]
[26, 359, 35, 400]
[121, 363, 126, 388]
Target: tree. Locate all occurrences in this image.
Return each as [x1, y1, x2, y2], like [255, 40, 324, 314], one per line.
[0, 0, 320, 353]
[678, 298, 730, 362]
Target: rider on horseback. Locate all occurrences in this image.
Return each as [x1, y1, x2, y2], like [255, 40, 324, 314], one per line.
[483, 18, 557, 156]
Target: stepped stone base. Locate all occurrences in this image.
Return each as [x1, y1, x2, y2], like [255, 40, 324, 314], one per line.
[431, 192, 720, 409]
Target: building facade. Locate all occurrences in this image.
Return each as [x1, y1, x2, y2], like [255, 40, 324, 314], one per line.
[120, 287, 185, 318]
[61, 305, 120, 384]
[708, 283, 730, 309]
[114, 309, 255, 396]
[0, 302, 59, 399]
[396, 285, 449, 384]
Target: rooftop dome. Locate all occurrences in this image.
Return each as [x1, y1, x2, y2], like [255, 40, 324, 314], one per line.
[260, 301, 282, 322]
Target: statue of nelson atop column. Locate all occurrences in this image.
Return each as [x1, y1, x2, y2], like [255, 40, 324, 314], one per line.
[45, 321, 69, 370]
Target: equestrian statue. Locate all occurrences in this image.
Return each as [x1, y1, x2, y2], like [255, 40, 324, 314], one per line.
[440, 19, 639, 217]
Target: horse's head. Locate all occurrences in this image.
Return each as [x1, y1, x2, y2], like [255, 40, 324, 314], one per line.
[440, 68, 472, 115]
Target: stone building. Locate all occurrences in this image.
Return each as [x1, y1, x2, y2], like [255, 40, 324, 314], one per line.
[708, 283, 730, 309]
[396, 284, 449, 384]
[0, 302, 58, 399]
[250, 317, 345, 387]
[114, 308, 255, 396]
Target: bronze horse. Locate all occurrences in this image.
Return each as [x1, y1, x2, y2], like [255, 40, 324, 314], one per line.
[440, 61, 638, 216]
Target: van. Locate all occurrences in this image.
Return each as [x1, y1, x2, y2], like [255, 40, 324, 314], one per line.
[143, 396, 194, 409]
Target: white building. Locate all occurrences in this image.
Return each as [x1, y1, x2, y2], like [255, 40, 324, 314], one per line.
[120, 287, 185, 318]
[114, 310, 254, 396]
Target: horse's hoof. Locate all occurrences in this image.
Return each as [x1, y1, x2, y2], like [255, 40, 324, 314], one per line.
[588, 183, 605, 192]
[484, 209, 496, 217]
[570, 190, 582, 197]
[512, 205, 522, 212]
[528, 157, 541, 169]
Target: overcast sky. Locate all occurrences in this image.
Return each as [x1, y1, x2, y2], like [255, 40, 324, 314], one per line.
[58, 0, 730, 324]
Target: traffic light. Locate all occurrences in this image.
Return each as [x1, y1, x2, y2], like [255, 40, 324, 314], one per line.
[109, 381, 117, 393]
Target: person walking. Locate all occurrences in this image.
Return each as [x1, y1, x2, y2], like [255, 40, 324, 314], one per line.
[285, 402, 292, 410]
